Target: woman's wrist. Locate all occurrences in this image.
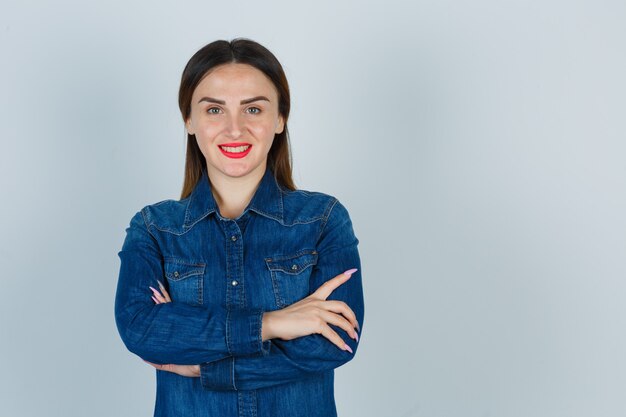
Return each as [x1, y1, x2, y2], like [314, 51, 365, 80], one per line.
[261, 311, 275, 341]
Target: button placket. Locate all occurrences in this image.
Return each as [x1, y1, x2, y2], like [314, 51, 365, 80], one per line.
[223, 219, 245, 308]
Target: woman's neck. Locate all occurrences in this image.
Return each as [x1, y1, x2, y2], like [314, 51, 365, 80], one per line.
[207, 165, 265, 219]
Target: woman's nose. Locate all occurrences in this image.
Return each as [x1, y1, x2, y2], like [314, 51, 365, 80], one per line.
[225, 113, 244, 138]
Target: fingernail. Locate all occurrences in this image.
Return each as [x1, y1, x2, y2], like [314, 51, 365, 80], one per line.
[151, 296, 159, 304]
[343, 268, 358, 277]
[149, 286, 160, 295]
[344, 343, 353, 354]
[353, 332, 359, 342]
[157, 280, 165, 291]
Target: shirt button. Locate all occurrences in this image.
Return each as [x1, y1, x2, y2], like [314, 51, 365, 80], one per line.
[231, 235, 237, 242]
[173, 271, 179, 278]
[291, 265, 298, 271]
[231, 280, 238, 286]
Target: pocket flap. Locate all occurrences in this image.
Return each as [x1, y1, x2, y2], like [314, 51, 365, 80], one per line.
[265, 250, 318, 274]
[164, 258, 206, 281]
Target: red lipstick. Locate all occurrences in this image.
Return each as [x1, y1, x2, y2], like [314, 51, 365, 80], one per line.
[218, 142, 252, 159]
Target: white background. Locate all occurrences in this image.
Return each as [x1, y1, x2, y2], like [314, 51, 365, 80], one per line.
[1, 1, 625, 416]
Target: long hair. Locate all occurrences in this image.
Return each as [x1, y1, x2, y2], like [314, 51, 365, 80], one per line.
[178, 38, 294, 199]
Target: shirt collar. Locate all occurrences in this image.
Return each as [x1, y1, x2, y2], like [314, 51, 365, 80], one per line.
[183, 167, 284, 229]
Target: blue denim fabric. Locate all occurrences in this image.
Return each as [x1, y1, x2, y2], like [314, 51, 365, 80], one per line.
[114, 167, 364, 417]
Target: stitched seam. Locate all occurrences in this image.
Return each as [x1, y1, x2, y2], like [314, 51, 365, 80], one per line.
[316, 198, 338, 242]
[259, 215, 325, 226]
[269, 269, 283, 307]
[281, 217, 324, 226]
[200, 364, 207, 387]
[164, 271, 203, 280]
[251, 389, 258, 417]
[256, 310, 262, 355]
[139, 209, 158, 243]
[183, 195, 192, 226]
[265, 249, 318, 263]
[198, 269, 203, 305]
[237, 223, 245, 309]
[226, 309, 233, 356]
[183, 208, 215, 230]
[149, 224, 191, 236]
[268, 262, 316, 275]
[273, 173, 284, 219]
[163, 258, 205, 282]
[225, 224, 232, 309]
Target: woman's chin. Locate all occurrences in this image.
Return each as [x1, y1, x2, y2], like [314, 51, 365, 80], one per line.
[215, 162, 263, 179]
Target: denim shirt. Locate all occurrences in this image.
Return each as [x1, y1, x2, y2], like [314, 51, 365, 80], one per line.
[114, 167, 364, 417]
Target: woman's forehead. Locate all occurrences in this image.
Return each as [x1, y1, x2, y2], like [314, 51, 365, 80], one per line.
[194, 63, 278, 100]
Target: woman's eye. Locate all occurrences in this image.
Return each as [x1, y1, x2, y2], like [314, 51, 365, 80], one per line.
[207, 107, 221, 114]
[246, 107, 261, 115]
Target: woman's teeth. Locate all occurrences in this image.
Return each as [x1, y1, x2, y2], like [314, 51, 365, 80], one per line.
[220, 145, 250, 153]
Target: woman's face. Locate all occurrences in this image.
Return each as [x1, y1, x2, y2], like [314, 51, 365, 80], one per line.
[186, 62, 285, 181]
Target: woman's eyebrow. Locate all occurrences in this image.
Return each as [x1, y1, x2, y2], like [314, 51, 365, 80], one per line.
[197, 96, 270, 105]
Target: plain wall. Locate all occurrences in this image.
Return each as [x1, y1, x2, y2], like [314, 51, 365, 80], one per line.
[1, 1, 625, 416]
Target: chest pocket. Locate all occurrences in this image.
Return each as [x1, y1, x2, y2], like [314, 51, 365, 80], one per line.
[265, 250, 318, 308]
[163, 257, 205, 305]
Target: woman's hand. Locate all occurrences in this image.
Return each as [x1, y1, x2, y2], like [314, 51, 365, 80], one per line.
[262, 268, 360, 353]
[143, 282, 200, 377]
[142, 359, 201, 377]
[149, 280, 171, 304]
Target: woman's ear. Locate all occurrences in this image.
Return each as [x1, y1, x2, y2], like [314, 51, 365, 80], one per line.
[186, 118, 195, 135]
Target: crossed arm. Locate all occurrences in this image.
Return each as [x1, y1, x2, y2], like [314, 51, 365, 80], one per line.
[145, 266, 360, 384]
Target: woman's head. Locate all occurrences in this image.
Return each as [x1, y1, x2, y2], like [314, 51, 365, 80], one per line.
[178, 38, 294, 199]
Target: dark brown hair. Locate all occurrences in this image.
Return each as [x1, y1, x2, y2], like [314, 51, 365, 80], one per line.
[178, 37, 294, 199]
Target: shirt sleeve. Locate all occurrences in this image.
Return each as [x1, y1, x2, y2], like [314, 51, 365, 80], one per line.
[199, 199, 365, 391]
[114, 210, 271, 365]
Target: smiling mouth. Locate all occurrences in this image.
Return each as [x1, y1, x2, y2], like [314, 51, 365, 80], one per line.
[218, 143, 252, 159]
[219, 144, 250, 153]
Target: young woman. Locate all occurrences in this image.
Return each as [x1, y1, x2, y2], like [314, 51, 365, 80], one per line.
[114, 38, 364, 417]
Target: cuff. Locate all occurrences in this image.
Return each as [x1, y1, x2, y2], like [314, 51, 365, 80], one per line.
[200, 357, 235, 391]
[226, 309, 271, 356]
